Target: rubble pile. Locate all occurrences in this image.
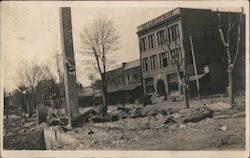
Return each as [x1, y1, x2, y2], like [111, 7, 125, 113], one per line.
[3, 114, 47, 150]
[60, 105, 220, 150]
[58, 114, 169, 149]
[3, 96, 245, 150]
[3, 114, 38, 136]
[79, 105, 177, 125]
[46, 107, 68, 126]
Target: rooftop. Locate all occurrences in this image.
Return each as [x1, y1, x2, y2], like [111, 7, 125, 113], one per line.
[137, 7, 181, 32]
[137, 7, 215, 33]
[123, 59, 140, 70]
[106, 59, 140, 73]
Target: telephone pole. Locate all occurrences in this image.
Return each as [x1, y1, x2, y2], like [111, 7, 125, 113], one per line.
[189, 35, 200, 98]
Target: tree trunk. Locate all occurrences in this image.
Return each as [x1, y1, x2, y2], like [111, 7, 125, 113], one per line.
[183, 85, 189, 108]
[228, 67, 234, 105]
[28, 98, 33, 117]
[101, 74, 108, 114]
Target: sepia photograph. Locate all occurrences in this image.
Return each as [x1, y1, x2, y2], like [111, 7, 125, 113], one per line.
[1, 1, 249, 157]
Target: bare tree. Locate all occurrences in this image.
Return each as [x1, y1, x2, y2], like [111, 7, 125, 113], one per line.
[80, 15, 119, 114]
[37, 65, 58, 105]
[217, 8, 243, 106]
[161, 37, 190, 108]
[19, 59, 44, 117]
[53, 51, 65, 96]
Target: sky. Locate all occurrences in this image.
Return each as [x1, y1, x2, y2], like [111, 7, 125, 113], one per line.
[1, 1, 246, 92]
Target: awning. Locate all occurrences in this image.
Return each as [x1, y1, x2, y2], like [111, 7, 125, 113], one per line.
[188, 73, 208, 82]
[107, 83, 142, 93]
[122, 84, 142, 91]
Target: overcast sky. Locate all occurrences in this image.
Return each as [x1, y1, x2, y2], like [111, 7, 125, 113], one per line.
[1, 1, 246, 92]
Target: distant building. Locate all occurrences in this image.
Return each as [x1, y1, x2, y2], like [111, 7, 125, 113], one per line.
[78, 86, 102, 107]
[137, 8, 245, 98]
[106, 59, 143, 105]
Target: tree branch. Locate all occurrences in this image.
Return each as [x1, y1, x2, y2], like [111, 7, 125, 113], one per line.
[232, 8, 243, 67]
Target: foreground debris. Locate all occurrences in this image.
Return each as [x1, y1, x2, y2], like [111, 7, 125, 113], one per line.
[50, 97, 245, 150]
[3, 96, 245, 150]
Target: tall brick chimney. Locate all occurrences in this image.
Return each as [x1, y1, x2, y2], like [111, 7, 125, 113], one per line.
[59, 7, 79, 129]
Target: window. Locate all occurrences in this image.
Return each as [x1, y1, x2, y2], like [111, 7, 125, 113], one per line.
[150, 55, 158, 70]
[140, 37, 147, 52]
[168, 24, 180, 42]
[159, 52, 168, 68]
[142, 57, 150, 72]
[167, 73, 179, 95]
[157, 29, 166, 46]
[170, 48, 182, 65]
[146, 85, 155, 94]
[133, 73, 138, 81]
[204, 65, 209, 73]
[127, 74, 133, 82]
[145, 77, 154, 86]
[200, 64, 210, 73]
[148, 34, 155, 49]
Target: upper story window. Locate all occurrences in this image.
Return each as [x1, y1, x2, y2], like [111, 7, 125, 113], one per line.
[203, 64, 209, 73]
[127, 71, 138, 84]
[159, 52, 169, 68]
[127, 73, 133, 82]
[168, 24, 180, 42]
[150, 55, 158, 70]
[133, 73, 138, 81]
[108, 74, 114, 86]
[157, 29, 166, 46]
[199, 64, 210, 74]
[148, 34, 155, 49]
[142, 57, 150, 72]
[140, 37, 147, 52]
[170, 48, 182, 65]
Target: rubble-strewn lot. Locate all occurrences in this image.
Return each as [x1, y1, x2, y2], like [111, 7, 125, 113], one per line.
[3, 95, 245, 150]
[51, 95, 245, 150]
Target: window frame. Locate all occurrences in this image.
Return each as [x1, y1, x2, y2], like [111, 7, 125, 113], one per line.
[148, 34, 155, 49]
[150, 55, 158, 70]
[159, 52, 168, 68]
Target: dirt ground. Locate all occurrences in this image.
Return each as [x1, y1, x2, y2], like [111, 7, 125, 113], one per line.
[51, 95, 245, 150]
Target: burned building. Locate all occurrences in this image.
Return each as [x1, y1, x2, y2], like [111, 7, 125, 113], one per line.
[137, 8, 245, 99]
[106, 59, 143, 105]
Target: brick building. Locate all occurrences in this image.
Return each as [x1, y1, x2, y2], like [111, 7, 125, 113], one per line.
[106, 59, 143, 105]
[137, 8, 245, 99]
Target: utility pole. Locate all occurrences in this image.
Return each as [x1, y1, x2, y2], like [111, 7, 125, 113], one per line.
[189, 35, 200, 98]
[60, 7, 79, 129]
[139, 48, 146, 107]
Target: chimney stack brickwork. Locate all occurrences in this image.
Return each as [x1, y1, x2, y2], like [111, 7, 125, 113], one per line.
[60, 7, 79, 125]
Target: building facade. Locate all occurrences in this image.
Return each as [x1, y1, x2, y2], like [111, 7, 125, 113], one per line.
[137, 8, 245, 98]
[106, 59, 143, 105]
